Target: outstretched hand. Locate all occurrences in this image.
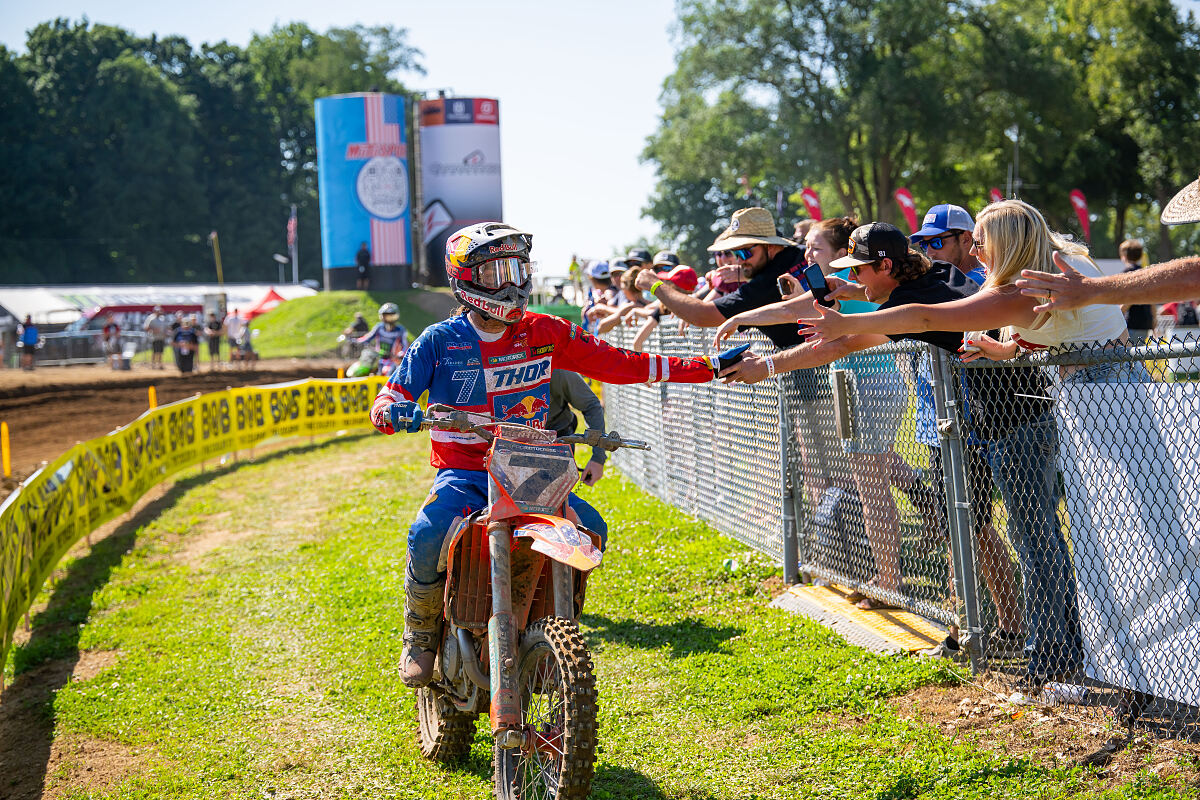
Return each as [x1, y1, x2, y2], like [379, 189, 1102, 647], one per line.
[717, 352, 769, 385]
[713, 317, 742, 347]
[1014, 252, 1090, 313]
[796, 300, 848, 345]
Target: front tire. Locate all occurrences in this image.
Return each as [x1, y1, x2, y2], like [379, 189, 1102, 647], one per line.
[494, 617, 597, 800]
[416, 687, 476, 763]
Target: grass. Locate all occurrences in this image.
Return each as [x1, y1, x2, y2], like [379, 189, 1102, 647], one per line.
[4, 434, 1197, 799]
[247, 289, 455, 359]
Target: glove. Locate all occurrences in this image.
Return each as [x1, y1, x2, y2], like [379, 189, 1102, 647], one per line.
[388, 401, 424, 433]
[708, 343, 752, 376]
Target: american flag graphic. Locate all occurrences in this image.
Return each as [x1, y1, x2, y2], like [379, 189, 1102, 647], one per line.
[364, 94, 408, 265]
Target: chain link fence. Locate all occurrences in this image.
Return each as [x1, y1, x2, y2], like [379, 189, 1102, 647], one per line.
[603, 321, 1200, 739]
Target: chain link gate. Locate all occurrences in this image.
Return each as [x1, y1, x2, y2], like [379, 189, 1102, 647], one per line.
[602, 320, 1200, 738]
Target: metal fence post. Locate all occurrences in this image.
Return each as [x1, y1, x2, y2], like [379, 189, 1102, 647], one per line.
[779, 396, 800, 585]
[930, 347, 983, 670]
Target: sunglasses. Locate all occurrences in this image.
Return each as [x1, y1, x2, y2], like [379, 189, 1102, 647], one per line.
[917, 231, 961, 251]
[971, 238, 986, 250]
[717, 246, 756, 261]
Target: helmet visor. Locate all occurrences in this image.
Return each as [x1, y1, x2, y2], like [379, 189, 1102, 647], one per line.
[476, 257, 533, 290]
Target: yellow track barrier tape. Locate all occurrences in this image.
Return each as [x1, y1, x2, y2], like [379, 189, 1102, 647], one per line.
[785, 583, 945, 652]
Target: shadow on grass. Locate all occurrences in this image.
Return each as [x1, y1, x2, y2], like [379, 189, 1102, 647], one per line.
[580, 613, 742, 658]
[0, 434, 367, 800]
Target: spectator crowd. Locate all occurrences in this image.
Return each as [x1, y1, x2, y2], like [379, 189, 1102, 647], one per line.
[572, 172, 1200, 707]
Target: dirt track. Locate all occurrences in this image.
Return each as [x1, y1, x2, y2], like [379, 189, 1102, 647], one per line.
[0, 359, 348, 485]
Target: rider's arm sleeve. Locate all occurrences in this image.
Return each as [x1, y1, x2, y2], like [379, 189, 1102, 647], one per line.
[356, 323, 381, 344]
[370, 331, 434, 433]
[550, 318, 713, 385]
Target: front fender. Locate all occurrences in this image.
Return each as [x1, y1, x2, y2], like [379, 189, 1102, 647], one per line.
[512, 513, 603, 572]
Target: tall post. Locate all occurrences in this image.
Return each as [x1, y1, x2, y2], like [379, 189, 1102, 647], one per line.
[778, 376, 800, 585]
[290, 203, 299, 284]
[209, 231, 224, 285]
[931, 347, 983, 671]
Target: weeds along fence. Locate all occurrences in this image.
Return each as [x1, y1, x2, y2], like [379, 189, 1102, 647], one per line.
[0, 375, 387, 687]
[602, 322, 1200, 738]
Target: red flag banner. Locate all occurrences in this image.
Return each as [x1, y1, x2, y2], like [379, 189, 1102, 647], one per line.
[286, 209, 298, 252]
[1069, 189, 1091, 242]
[989, 187, 1004, 204]
[894, 188, 918, 233]
[800, 187, 822, 221]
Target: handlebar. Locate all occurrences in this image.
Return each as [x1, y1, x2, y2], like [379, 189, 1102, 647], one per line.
[396, 403, 651, 451]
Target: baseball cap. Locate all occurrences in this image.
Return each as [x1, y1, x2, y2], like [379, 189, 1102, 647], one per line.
[652, 250, 681, 269]
[587, 260, 611, 280]
[609, 257, 629, 274]
[626, 248, 652, 265]
[911, 203, 975, 242]
[660, 265, 698, 293]
[829, 223, 910, 270]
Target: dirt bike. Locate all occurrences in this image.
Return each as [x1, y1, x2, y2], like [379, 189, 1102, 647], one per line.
[394, 402, 648, 800]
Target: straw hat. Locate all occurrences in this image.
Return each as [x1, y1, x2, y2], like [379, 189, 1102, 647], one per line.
[1161, 174, 1200, 225]
[707, 207, 794, 251]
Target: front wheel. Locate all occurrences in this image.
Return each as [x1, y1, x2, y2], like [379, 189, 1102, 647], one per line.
[494, 617, 597, 800]
[416, 687, 476, 763]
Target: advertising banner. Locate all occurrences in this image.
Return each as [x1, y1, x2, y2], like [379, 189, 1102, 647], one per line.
[0, 376, 387, 676]
[419, 97, 503, 284]
[315, 93, 412, 286]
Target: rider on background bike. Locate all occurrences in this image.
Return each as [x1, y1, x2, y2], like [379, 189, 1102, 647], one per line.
[357, 302, 409, 373]
[371, 221, 719, 688]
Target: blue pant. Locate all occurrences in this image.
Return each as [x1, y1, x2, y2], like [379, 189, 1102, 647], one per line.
[408, 468, 607, 585]
[985, 411, 1082, 680]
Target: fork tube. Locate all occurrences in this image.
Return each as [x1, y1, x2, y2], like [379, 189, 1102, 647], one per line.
[487, 476, 521, 738]
[552, 561, 573, 620]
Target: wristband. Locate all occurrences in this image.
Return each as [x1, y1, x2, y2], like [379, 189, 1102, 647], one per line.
[765, 355, 776, 377]
[649, 280, 665, 296]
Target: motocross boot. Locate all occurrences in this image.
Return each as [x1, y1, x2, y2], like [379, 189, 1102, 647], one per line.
[400, 571, 445, 688]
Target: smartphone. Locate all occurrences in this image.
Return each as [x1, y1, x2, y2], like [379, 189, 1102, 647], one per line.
[777, 275, 790, 296]
[804, 263, 835, 307]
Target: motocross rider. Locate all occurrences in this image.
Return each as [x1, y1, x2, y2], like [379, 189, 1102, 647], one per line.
[357, 302, 409, 371]
[371, 222, 719, 688]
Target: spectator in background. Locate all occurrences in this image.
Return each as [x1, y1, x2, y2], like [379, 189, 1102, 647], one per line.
[634, 207, 806, 351]
[793, 218, 814, 247]
[17, 314, 39, 371]
[101, 313, 121, 369]
[581, 262, 618, 333]
[205, 311, 225, 370]
[547, 370, 609, 492]
[356, 241, 372, 290]
[609, 258, 629, 293]
[225, 308, 249, 370]
[173, 316, 201, 374]
[1118, 239, 1155, 341]
[143, 306, 168, 370]
[625, 248, 652, 271]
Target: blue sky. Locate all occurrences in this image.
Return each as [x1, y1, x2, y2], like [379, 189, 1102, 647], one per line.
[4, 0, 1199, 278]
[0, 0, 679, 278]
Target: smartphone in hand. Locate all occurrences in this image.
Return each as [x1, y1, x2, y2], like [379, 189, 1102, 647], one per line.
[804, 264, 836, 307]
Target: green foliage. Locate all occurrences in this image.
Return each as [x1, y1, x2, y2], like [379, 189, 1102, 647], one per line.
[644, 0, 1200, 258]
[0, 18, 423, 284]
[7, 436, 1196, 797]
[247, 288, 452, 358]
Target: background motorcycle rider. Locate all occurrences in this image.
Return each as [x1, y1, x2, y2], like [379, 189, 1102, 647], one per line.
[357, 302, 409, 375]
[371, 221, 719, 688]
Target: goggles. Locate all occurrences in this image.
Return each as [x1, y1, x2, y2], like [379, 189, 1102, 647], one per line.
[382, 313, 399, 324]
[476, 257, 534, 290]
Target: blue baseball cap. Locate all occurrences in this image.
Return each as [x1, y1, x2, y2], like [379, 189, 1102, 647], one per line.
[911, 204, 975, 242]
[587, 260, 611, 279]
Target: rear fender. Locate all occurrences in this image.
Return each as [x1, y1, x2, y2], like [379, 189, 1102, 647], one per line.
[511, 513, 603, 573]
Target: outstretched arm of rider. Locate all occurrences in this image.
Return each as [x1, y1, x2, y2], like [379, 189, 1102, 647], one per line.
[370, 333, 433, 433]
[551, 318, 715, 385]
